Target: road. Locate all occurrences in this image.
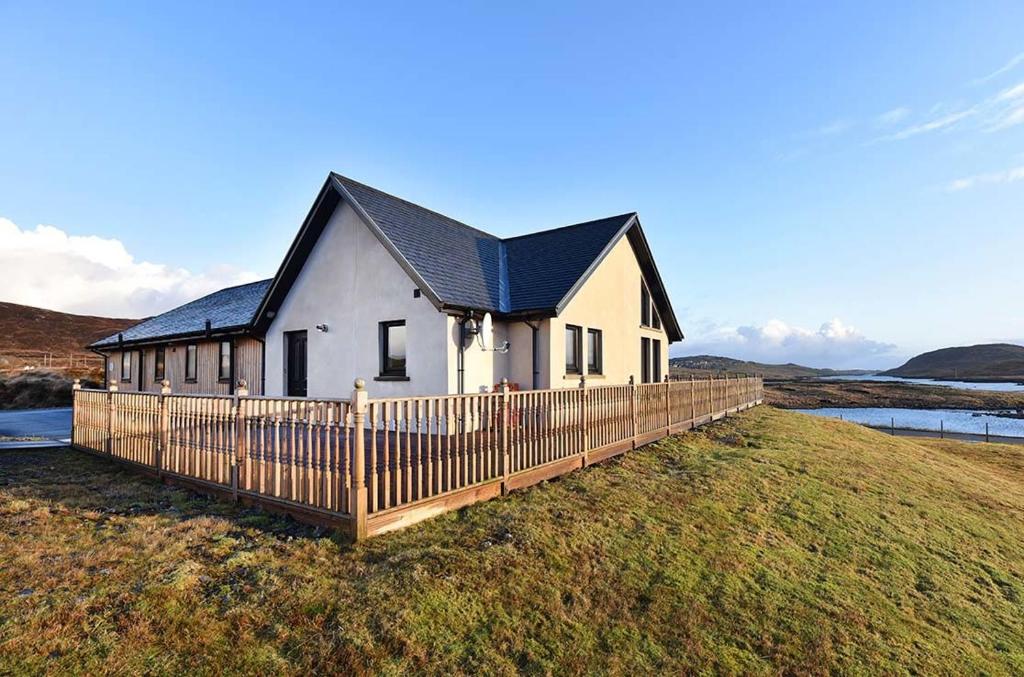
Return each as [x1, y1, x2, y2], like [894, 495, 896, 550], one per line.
[0, 407, 73, 442]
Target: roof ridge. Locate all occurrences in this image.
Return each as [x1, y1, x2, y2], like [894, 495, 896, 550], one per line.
[501, 212, 637, 243]
[331, 172, 500, 240]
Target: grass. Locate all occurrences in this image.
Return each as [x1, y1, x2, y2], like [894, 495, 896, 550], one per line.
[2, 407, 1023, 674]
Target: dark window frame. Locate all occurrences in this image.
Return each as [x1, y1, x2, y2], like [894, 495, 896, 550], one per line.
[378, 320, 408, 379]
[653, 339, 662, 382]
[184, 344, 198, 383]
[218, 341, 232, 383]
[641, 282, 651, 327]
[641, 337, 651, 384]
[565, 324, 583, 375]
[154, 346, 165, 382]
[587, 328, 603, 375]
[121, 351, 132, 382]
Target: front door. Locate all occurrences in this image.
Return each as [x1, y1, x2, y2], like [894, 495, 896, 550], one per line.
[285, 331, 308, 397]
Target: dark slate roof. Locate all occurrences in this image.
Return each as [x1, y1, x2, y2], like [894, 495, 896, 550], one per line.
[503, 213, 635, 312]
[331, 174, 637, 315]
[90, 279, 272, 348]
[333, 175, 505, 310]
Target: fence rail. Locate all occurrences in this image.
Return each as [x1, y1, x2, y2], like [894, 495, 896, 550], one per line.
[72, 375, 763, 539]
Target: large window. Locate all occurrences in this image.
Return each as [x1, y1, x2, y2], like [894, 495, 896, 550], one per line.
[652, 339, 662, 382]
[641, 283, 651, 326]
[154, 347, 165, 382]
[121, 351, 132, 382]
[379, 320, 407, 378]
[640, 337, 651, 384]
[565, 325, 582, 375]
[218, 341, 232, 382]
[587, 328, 602, 375]
[185, 344, 198, 382]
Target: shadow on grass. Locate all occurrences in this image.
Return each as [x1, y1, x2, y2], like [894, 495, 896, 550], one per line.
[0, 446, 342, 543]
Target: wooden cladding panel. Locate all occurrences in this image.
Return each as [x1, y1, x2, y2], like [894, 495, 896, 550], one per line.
[106, 337, 263, 396]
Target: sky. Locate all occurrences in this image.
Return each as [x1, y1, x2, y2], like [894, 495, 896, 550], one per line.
[1, 1, 1023, 369]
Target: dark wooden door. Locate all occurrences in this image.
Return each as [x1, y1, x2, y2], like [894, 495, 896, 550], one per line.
[286, 331, 308, 397]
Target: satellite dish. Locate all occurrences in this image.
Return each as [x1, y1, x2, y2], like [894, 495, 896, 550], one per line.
[480, 313, 493, 350]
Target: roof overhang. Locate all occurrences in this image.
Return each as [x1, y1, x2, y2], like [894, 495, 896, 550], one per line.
[88, 325, 252, 352]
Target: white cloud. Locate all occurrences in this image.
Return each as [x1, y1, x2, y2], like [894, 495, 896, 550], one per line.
[972, 52, 1024, 85]
[677, 318, 898, 370]
[880, 108, 976, 141]
[0, 217, 262, 318]
[945, 165, 1024, 191]
[876, 107, 910, 125]
[812, 119, 853, 136]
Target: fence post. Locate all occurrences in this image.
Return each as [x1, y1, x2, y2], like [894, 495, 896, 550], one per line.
[708, 375, 714, 419]
[630, 375, 638, 449]
[724, 374, 729, 417]
[157, 379, 170, 478]
[106, 381, 118, 455]
[350, 378, 369, 541]
[500, 378, 511, 485]
[71, 379, 81, 447]
[232, 379, 249, 501]
[580, 375, 590, 466]
[663, 376, 671, 436]
[689, 375, 696, 429]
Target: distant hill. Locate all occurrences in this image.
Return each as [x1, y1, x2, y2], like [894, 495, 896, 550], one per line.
[882, 343, 1024, 381]
[0, 301, 138, 374]
[670, 355, 870, 380]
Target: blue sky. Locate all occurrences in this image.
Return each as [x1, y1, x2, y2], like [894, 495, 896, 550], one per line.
[2, 2, 1023, 368]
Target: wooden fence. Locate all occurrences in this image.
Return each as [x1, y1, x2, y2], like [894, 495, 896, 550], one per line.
[72, 375, 763, 540]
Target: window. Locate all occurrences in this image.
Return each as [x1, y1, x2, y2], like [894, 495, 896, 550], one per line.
[185, 344, 197, 382]
[154, 347, 165, 381]
[641, 337, 651, 384]
[641, 283, 651, 326]
[218, 341, 232, 382]
[653, 339, 662, 382]
[652, 305, 662, 330]
[379, 321, 407, 378]
[121, 351, 132, 381]
[565, 325, 582, 374]
[587, 328, 602, 375]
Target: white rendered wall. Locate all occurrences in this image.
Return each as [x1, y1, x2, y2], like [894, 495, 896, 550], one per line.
[264, 201, 449, 398]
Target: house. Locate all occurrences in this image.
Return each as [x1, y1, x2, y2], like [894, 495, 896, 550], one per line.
[89, 173, 682, 397]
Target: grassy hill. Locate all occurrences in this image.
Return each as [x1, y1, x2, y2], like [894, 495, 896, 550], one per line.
[0, 301, 138, 407]
[883, 343, 1024, 381]
[671, 354, 870, 379]
[0, 300, 137, 372]
[2, 408, 1023, 674]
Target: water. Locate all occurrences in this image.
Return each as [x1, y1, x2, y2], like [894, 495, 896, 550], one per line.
[819, 374, 1024, 393]
[797, 407, 1024, 438]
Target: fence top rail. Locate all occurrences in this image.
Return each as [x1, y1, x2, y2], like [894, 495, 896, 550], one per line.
[77, 388, 110, 394]
[241, 394, 351, 405]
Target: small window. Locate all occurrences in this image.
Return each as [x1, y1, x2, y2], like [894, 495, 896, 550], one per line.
[565, 325, 582, 375]
[121, 351, 132, 381]
[185, 344, 198, 382]
[154, 347, 165, 381]
[653, 339, 662, 382]
[641, 337, 651, 384]
[379, 321, 407, 378]
[641, 283, 651, 326]
[218, 341, 232, 382]
[587, 329, 602, 375]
